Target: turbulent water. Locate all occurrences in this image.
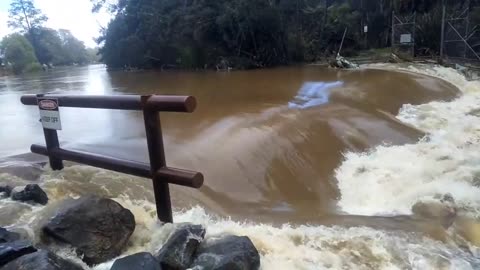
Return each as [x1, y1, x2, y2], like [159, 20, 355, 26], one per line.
[1, 64, 480, 269]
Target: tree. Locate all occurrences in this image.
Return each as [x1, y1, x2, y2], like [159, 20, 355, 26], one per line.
[86, 47, 101, 63]
[8, 0, 48, 34]
[34, 27, 65, 65]
[93, 0, 472, 69]
[8, 0, 48, 64]
[1, 33, 41, 74]
[58, 30, 89, 65]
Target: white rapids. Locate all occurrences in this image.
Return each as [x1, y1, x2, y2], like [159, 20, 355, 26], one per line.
[337, 65, 480, 218]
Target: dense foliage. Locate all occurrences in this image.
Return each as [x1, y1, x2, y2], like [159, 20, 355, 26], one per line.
[94, 0, 479, 69]
[1, 0, 94, 74]
[1, 33, 41, 74]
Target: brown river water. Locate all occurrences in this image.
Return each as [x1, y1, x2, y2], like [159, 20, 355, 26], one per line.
[1, 64, 480, 269]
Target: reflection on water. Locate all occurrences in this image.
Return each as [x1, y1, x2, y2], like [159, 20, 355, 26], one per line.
[0, 64, 459, 221]
[289, 81, 343, 108]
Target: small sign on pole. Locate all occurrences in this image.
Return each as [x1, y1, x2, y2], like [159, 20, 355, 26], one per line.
[364, 25, 368, 33]
[38, 98, 62, 130]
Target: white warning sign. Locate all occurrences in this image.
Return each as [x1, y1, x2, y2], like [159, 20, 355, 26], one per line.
[38, 98, 62, 130]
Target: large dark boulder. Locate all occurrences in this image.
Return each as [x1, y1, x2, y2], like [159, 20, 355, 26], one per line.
[0, 227, 20, 243]
[0, 185, 12, 197]
[155, 224, 205, 270]
[43, 195, 135, 265]
[11, 184, 48, 205]
[1, 250, 83, 270]
[190, 235, 260, 270]
[111, 252, 162, 270]
[0, 240, 36, 267]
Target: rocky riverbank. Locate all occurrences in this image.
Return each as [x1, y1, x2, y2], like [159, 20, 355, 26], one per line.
[0, 191, 260, 270]
[2, 149, 480, 269]
[0, 155, 261, 270]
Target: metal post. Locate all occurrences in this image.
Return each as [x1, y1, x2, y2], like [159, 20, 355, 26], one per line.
[43, 129, 63, 170]
[142, 96, 173, 223]
[412, 12, 416, 58]
[337, 27, 348, 57]
[440, 2, 446, 61]
[391, 11, 395, 52]
[447, 21, 480, 61]
[36, 94, 63, 170]
[464, 2, 470, 59]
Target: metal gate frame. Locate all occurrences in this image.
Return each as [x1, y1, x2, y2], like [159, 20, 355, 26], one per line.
[441, 1, 480, 63]
[391, 11, 416, 58]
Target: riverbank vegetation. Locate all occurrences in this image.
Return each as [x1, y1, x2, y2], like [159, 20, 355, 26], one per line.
[92, 0, 478, 70]
[0, 0, 98, 75]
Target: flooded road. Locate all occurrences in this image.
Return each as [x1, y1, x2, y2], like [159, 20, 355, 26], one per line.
[4, 64, 480, 269]
[0, 65, 459, 220]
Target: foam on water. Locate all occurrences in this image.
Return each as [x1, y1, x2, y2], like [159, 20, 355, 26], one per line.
[2, 163, 479, 269]
[3, 166, 477, 269]
[336, 64, 480, 217]
[90, 199, 479, 270]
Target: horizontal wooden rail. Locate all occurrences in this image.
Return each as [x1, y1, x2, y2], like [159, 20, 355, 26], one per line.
[21, 94, 196, 113]
[31, 145, 203, 188]
[23, 94, 202, 223]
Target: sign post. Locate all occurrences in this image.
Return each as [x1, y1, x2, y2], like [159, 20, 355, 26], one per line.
[37, 95, 63, 170]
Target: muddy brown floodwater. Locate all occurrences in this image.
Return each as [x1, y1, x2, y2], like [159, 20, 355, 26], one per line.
[5, 64, 480, 269]
[0, 64, 459, 224]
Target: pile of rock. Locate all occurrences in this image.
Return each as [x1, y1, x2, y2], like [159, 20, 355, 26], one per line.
[329, 55, 359, 69]
[0, 184, 48, 205]
[111, 225, 260, 270]
[0, 227, 82, 269]
[0, 194, 261, 270]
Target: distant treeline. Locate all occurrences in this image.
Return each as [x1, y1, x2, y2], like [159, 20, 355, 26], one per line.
[0, 0, 99, 75]
[93, 0, 479, 70]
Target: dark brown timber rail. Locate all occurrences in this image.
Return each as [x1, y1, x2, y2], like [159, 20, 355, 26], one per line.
[21, 94, 203, 223]
[21, 94, 196, 112]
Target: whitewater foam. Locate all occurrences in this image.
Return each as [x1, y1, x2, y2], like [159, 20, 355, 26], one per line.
[336, 64, 480, 217]
[3, 162, 479, 269]
[91, 201, 480, 270]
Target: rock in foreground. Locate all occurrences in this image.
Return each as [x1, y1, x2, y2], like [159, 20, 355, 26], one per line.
[0, 185, 12, 197]
[155, 224, 205, 269]
[43, 195, 135, 265]
[11, 184, 48, 205]
[1, 250, 83, 270]
[111, 252, 161, 270]
[0, 227, 20, 243]
[412, 194, 457, 228]
[190, 235, 260, 270]
[0, 240, 36, 267]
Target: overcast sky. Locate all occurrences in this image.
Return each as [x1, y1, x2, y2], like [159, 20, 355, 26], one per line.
[0, 0, 111, 48]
